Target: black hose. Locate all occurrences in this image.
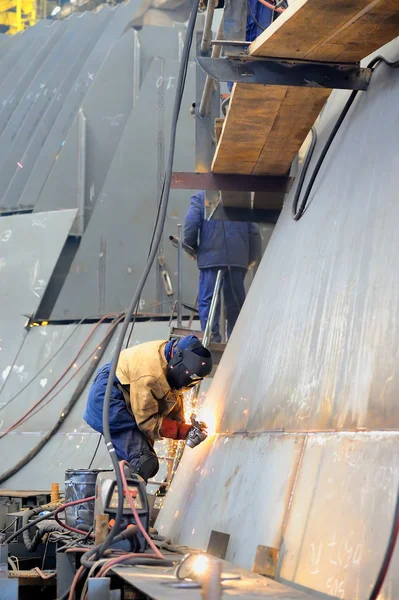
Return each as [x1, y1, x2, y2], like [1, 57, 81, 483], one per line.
[0, 316, 121, 485]
[368, 488, 399, 600]
[292, 126, 317, 220]
[78, 526, 143, 568]
[24, 518, 67, 553]
[96, 0, 199, 561]
[22, 507, 41, 552]
[292, 54, 399, 222]
[5, 509, 56, 544]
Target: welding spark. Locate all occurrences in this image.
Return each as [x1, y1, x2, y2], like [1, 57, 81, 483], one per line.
[17, 162, 23, 169]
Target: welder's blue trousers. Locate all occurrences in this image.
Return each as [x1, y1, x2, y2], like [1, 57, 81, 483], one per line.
[198, 267, 246, 343]
[83, 362, 159, 482]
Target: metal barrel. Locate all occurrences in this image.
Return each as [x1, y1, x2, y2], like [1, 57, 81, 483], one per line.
[64, 469, 101, 529]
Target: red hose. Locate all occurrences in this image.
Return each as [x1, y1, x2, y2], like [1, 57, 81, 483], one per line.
[0, 314, 118, 438]
[69, 565, 86, 600]
[257, 0, 285, 13]
[119, 461, 164, 558]
[54, 496, 95, 537]
[17, 315, 125, 425]
[96, 553, 152, 578]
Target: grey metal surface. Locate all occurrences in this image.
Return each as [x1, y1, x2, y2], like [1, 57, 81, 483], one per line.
[0, 14, 98, 210]
[34, 25, 183, 225]
[157, 432, 305, 567]
[0, 22, 63, 135]
[34, 28, 137, 219]
[112, 560, 316, 599]
[50, 58, 198, 319]
[156, 34, 399, 599]
[0, 209, 77, 385]
[16, 3, 142, 213]
[0, 320, 171, 490]
[1, 9, 116, 210]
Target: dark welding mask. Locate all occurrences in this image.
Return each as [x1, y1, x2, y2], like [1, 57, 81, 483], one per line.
[166, 340, 212, 390]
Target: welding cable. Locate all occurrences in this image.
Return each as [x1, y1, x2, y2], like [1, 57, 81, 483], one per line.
[10, 315, 124, 427]
[54, 496, 96, 537]
[1, 313, 124, 432]
[119, 460, 164, 558]
[61, 529, 146, 600]
[257, 0, 285, 13]
[22, 506, 66, 552]
[292, 126, 317, 220]
[5, 510, 56, 544]
[97, 0, 200, 562]
[87, 434, 102, 469]
[368, 488, 399, 600]
[0, 315, 121, 485]
[6, 495, 99, 546]
[0, 313, 119, 438]
[0, 317, 86, 412]
[292, 54, 399, 222]
[247, 0, 267, 31]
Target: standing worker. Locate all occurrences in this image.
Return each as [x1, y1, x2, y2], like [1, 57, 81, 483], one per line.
[83, 335, 212, 482]
[184, 191, 261, 343]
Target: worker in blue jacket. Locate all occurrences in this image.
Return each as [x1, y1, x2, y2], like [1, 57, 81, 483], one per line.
[184, 191, 261, 343]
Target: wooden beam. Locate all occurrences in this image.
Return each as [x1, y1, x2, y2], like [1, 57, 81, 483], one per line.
[250, 0, 399, 62]
[212, 84, 329, 175]
[212, 0, 399, 176]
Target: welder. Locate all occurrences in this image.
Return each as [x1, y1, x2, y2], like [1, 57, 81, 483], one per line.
[83, 335, 212, 482]
[184, 191, 261, 343]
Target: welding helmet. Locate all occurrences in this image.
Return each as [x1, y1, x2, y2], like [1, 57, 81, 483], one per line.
[166, 338, 212, 390]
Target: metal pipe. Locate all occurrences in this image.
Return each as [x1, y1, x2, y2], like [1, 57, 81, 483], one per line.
[202, 269, 223, 348]
[200, 0, 216, 53]
[170, 271, 223, 485]
[177, 224, 183, 327]
[198, 20, 223, 118]
[133, 30, 141, 107]
[76, 108, 87, 236]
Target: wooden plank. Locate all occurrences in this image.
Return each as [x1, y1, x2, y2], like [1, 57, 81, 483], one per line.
[250, 0, 399, 61]
[212, 84, 329, 175]
[0, 489, 51, 498]
[212, 0, 399, 180]
[252, 87, 330, 176]
[212, 84, 290, 174]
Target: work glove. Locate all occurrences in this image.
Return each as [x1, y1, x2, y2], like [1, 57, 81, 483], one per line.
[159, 418, 192, 440]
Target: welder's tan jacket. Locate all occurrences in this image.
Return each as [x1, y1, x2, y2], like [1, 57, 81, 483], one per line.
[116, 340, 184, 441]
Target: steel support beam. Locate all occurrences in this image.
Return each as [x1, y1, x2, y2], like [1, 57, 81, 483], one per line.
[171, 172, 292, 193]
[76, 108, 87, 236]
[211, 203, 281, 224]
[197, 57, 372, 91]
[222, 0, 247, 54]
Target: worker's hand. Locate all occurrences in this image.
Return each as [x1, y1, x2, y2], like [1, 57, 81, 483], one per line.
[248, 260, 256, 270]
[177, 423, 192, 440]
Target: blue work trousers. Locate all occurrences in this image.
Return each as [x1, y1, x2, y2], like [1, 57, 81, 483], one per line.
[198, 267, 246, 343]
[83, 363, 159, 482]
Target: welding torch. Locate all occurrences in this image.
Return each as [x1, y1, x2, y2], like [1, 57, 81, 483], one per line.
[169, 235, 197, 260]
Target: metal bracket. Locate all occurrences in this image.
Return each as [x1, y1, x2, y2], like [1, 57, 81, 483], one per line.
[197, 56, 372, 90]
[171, 172, 292, 193]
[211, 203, 281, 224]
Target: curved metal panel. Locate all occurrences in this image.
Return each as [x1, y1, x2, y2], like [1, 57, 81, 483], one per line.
[0, 209, 77, 385]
